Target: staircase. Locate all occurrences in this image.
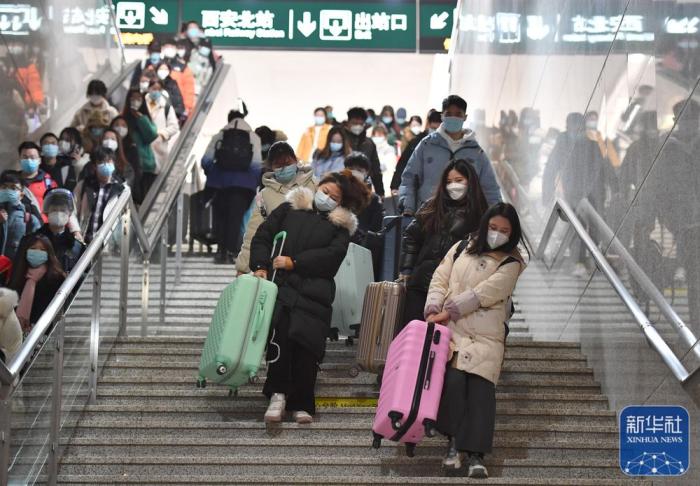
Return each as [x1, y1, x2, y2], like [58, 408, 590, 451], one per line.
[10, 255, 651, 485]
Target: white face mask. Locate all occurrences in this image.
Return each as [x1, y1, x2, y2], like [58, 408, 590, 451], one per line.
[371, 136, 386, 145]
[114, 126, 128, 138]
[177, 48, 187, 58]
[162, 47, 176, 58]
[139, 81, 149, 93]
[102, 139, 118, 151]
[487, 230, 509, 249]
[586, 120, 598, 130]
[88, 95, 102, 105]
[351, 169, 367, 182]
[157, 69, 169, 80]
[446, 182, 467, 200]
[349, 124, 364, 136]
[130, 99, 142, 111]
[58, 140, 72, 155]
[48, 211, 70, 227]
[410, 125, 422, 135]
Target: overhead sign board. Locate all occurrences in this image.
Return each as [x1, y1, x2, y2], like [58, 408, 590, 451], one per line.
[182, 1, 417, 51]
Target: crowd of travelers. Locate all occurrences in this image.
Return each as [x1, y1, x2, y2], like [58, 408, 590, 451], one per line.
[0, 21, 217, 363]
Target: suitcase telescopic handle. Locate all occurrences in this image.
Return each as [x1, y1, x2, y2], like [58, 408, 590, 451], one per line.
[270, 231, 287, 282]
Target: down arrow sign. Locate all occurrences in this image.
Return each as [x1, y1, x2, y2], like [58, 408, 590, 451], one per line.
[297, 12, 316, 37]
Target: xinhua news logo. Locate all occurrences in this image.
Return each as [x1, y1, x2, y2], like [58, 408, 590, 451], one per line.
[620, 405, 689, 476]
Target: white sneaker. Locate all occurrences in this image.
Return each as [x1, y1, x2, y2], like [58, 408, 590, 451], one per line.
[292, 411, 313, 424]
[264, 393, 286, 423]
[442, 438, 462, 469]
[572, 263, 588, 279]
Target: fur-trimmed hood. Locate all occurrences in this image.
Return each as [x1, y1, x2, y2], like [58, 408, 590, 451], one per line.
[285, 187, 358, 235]
[0, 288, 18, 320]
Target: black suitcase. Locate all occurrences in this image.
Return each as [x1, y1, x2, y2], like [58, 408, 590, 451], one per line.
[190, 190, 217, 245]
[380, 215, 412, 281]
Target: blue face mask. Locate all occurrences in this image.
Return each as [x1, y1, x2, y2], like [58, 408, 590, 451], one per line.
[365, 116, 374, 125]
[381, 116, 393, 125]
[149, 90, 162, 101]
[397, 117, 406, 125]
[149, 52, 161, 65]
[199, 46, 211, 57]
[90, 127, 104, 138]
[314, 115, 326, 126]
[274, 164, 298, 184]
[20, 158, 40, 174]
[97, 162, 115, 178]
[187, 27, 201, 40]
[42, 144, 59, 158]
[314, 190, 337, 212]
[442, 116, 464, 133]
[26, 249, 48, 268]
[330, 142, 343, 153]
[0, 189, 20, 205]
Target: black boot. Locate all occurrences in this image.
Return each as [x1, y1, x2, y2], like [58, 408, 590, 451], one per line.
[213, 247, 228, 264]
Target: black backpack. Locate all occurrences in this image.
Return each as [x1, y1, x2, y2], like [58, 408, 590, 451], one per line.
[214, 120, 253, 171]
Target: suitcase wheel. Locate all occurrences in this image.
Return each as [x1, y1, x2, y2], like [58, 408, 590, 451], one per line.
[405, 443, 416, 457]
[348, 366, 360, 378]
[389, 411, 403, 431]
[195, 377, 206, 388]
[216, 363, 228, 375]
[345, 337, 354, 347]
[372, 432, 382, 449]
[328, 328, 339, 342]
[424, 424, 437, 438]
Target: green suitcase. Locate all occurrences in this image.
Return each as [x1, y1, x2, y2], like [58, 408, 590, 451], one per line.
[196, 232, 286, 391]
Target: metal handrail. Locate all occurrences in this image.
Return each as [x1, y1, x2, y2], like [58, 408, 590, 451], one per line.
[138, 59, 227, 220]
[0, 188, 134, 386]
[577, 198, 700, 358]
[537, 198, 697, 404]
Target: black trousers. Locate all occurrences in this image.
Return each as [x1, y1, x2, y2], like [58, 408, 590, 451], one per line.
[400, 287, 427, 332]
[212, 187, 254, 254]
[436, 367, 497, 454]
[140, 172, 158, 202]
[263, 309, 319, 415]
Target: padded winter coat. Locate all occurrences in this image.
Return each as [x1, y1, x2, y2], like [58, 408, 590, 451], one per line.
[0, 288, 21, 363]
[250, 187, 356, 360]
[425, 243, 525, 384]
[400, 200, 483, 292]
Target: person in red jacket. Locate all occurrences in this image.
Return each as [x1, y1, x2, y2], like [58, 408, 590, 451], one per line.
[17, 141, 57, 222]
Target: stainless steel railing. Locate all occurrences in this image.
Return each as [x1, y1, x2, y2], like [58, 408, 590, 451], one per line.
[537, 198, 700, 406]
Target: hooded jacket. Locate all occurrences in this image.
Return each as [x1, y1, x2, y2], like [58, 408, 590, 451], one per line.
[0, 198, 41, 260]
[249, 187, 356, 360]
[399, 128, 502, 211]
[0, 288, 21, 364]
[425, 242, 526, 384]
[236, 166, 317, 274]
[201, 118, 263, 191]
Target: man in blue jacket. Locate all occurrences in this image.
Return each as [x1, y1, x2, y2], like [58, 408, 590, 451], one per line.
[399, 95, 502, 214]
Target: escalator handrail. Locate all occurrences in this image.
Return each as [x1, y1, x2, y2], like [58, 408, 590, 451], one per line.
[138, 59, 226, 221]
[0, 187, 139, 389]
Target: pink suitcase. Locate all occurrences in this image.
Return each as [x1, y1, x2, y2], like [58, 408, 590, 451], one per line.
[371, 320, 452, 456]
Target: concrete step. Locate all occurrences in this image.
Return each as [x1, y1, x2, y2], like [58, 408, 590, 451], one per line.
[54, 475, 649, 485]
[49, 454, 629, 479]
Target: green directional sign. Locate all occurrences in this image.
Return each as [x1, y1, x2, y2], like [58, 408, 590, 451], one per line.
[419, 0, 457, 52]
[182, 1, 417, 51]
[114, 0, 179, 33]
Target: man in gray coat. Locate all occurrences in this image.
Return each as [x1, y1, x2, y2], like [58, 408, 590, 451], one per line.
[399, 95, 501, 214]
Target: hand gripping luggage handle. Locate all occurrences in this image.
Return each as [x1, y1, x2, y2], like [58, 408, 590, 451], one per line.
[250, 291, 267, 342]
[270, 231, 287, 282]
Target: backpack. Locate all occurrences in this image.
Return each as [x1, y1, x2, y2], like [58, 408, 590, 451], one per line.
[214, 120, 253, 171]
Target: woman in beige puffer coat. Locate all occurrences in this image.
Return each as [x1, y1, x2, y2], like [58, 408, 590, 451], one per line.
[424, 202, 526, 479]
[0, 287, 22, 364]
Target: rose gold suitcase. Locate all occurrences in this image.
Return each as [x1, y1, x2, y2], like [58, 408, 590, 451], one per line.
[350, 281, 405, 378]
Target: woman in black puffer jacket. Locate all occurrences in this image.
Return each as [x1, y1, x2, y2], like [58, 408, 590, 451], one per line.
[399, 159, 488, 329]
[250, 170, 370, 425]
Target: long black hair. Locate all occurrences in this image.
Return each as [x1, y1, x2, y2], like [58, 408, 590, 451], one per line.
[417, 159, 488, 234]
[467, 202, 527, 256]
[317, 126, 349, 159]
[10, 234, 66, 293]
